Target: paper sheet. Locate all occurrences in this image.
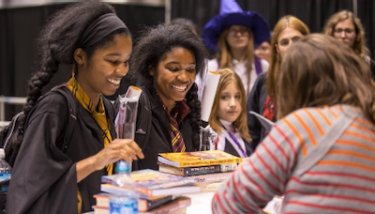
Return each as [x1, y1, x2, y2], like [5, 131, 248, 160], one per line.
[200, 71, 221, 122]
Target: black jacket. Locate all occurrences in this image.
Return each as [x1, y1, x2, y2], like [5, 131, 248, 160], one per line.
[133, 86, 195, 170]
[7, 89, 116, 214]
[371, 58, 375, 80]
[223, 137, 252, 157]
[247, 73, 270, 150]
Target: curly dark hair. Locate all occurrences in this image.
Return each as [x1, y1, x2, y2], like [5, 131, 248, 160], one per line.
[9, 0, 130, 155]
[131, 23, 206, 150]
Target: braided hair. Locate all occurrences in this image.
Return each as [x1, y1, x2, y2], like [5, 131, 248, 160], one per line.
[12, 1, 130, 153]
[131, 24, 206, 150]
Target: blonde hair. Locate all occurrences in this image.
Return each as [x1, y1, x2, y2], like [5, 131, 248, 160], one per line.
[209, 68, 251, 142]
[217, 28, 255, 95]
[267, 15, 310, 101]
[323, 10, 370, 59]
[278, 34, 375, 125]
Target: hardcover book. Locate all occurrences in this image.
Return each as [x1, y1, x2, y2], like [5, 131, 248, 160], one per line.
[158, 150, 241, 168]
[93, 193, 174, 212]
[101, 170, 200, 198]
[158, 162, 238, 177]
[93, 196, 191, 214]
[141, 196, 191, 214]
[192, 172, 233, 184]
[100, 183, 200, 199]
[102, 169, 194, 189]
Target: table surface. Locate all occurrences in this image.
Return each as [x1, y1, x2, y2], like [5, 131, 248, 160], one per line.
[185, 191, 215, 214]
[184, 188, 283, 214]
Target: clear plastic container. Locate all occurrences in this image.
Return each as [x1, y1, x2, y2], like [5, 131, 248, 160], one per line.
[115, 160, 131, 174]
[0, 149, 11, 192]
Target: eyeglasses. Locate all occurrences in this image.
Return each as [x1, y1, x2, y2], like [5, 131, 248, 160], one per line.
[277, 36, 301, 47]
[228, 27, 249, 36]
[333, 28, 355, 35]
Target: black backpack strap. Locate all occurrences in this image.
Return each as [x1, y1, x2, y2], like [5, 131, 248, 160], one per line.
[103, 98, 116, 121]
[51, 85, 77, 152]
[2, 112, 25, 166]
[103, 97, 117, 138]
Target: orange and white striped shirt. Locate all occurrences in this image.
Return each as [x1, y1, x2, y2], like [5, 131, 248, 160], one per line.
[212, 105, 375, 213]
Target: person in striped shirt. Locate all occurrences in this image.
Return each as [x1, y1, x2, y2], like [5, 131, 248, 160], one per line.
[212, 34, 375, 213]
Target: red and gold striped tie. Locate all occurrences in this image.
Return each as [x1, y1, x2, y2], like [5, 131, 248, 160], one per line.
[170, 121, 186, 152]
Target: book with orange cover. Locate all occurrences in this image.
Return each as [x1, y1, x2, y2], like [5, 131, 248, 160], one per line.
[158, 150, 241, 168]
[158, 162, 237, 176]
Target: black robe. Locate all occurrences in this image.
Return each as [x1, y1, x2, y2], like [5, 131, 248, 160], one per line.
[223, 137, 252, 158]
[6, 90, 116, 214]
[133, 86, 195, 170]
[247, 73, 271, 150]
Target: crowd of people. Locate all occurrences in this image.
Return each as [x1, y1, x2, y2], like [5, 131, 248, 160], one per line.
[2, 0, 375, 213]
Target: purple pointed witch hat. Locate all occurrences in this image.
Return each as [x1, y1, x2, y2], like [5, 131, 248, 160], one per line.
[202, 0, 270, 53]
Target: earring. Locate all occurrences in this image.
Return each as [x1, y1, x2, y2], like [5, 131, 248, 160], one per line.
[72, 64, 78, 78]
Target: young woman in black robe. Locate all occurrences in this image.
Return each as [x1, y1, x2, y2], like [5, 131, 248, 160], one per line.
[6, 1, 143, 213]
[130, 24, 206, 170]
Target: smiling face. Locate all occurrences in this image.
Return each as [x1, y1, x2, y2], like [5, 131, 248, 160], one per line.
[151, 47, 196, 110]
[217, 80, 242, 123]
[75, 33, 132, 99]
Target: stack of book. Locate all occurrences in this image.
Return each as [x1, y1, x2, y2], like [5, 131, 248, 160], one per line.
[158, 150, 241, 177]
[93, 169, 198, 213]
[93, 194, 191, 214]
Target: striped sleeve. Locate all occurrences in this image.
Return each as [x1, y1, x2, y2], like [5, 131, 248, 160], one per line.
[212, 108, 332, 213]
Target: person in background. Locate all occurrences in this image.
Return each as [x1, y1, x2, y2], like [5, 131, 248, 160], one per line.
[6, 1, 144, 213]
[171, 17, 199, 36]
[196, 0, 270, 99]
[208, 68, 252, 158]
[254, 40, 272, 64]
[323, 10, 375, 78]
[212, 34, 375, 213]
[248, 15, 310, 150]
[131, 24, 206, 170]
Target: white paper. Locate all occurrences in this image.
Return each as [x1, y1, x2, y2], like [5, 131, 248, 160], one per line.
[249, 110, 275, 132]
[200, 71, 221, 122]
